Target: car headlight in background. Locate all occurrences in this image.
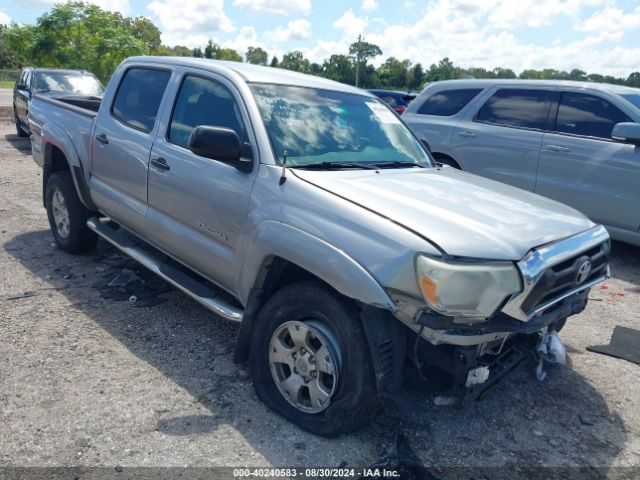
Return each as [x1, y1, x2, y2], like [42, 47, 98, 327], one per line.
[416, 255, 522, 319]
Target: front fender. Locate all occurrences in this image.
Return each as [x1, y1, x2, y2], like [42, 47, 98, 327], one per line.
[238, 221, 396, 310]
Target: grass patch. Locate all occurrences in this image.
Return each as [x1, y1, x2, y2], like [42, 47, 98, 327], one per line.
[0, 80, 16, 89]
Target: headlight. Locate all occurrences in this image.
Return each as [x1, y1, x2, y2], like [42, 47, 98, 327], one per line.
[416, 255, 522, 319]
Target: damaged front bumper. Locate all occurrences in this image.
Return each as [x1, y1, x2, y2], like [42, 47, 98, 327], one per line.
[412, 289, 589, 405]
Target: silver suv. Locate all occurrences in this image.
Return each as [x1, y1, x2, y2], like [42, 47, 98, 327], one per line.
[403, 80, 640, 247]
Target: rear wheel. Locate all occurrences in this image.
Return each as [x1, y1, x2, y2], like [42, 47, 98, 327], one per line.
[15, 112, 28, 137]
[249, 281, 378, 436]
[45, 172, 97, 254]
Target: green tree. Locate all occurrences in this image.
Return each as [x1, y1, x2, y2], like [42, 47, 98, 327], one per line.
[279, 50, 310, 73]
[171, 45, 192, 56]
[425, 58, 460, 81]
[128, 16, 162, 54]
[6, 2, 150, 81]
[246, 46, 268, 65]
[407, 63, 425, 90]
[322, 54, 355, 84]
[270, 56, 279, 67]
[216, 47, 242, 61]
[492, 67, 516, 78]
[349, 37, 382, 87]
[377, 57, 411, 89]
[192, 46, 203, 58]
[204, 39, 216, 59]
[626, 72, 640, 88]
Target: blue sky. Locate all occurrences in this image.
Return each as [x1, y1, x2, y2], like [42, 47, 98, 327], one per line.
[2, 0, 640, 76]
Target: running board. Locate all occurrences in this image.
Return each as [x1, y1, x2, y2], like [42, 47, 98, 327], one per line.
[86, 217, 244, 323]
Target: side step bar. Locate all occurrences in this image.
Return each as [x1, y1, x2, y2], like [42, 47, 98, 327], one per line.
[87, 217, 244, 323]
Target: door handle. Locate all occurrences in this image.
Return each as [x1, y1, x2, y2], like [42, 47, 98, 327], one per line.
[150, 157, 170, 171]
[458, 131, 476, 138]
[95, 133, 109, 145]
[544, 145, 570, 152]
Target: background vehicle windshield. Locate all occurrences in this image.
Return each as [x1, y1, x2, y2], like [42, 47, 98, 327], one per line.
[250, 83, 432, 167]
[33, 71, 104, 95]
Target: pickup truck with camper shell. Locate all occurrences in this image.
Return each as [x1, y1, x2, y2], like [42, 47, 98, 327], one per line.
[28, 57, 611, 436]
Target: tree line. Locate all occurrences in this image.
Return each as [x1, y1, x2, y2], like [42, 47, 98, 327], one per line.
[2, 1, 640, 91]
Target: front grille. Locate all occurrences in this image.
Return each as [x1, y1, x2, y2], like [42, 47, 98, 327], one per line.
[521, 242, 609, 313]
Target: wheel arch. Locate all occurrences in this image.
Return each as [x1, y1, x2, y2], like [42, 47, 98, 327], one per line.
[42, 142, 97, 211]
[431, 151, 462, 169]
[233, 222, 397, 364]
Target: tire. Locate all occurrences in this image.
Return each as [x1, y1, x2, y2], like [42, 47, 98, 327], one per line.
[45, 171, 97, 254]
[15, 113, 28, 138]
[249, 281, 378, 436]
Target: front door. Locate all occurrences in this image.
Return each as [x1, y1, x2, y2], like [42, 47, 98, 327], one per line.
[145, 73, 256, 292]
[89, 67, 172, 233]
[535, 91, 640, 231]
[450, 87, 554, 191]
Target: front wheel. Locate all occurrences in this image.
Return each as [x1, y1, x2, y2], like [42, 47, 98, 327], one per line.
[249, 281, 378, 436]
[45, 172, 97, 254]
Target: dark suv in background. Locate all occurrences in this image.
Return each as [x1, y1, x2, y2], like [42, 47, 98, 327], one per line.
[13, 67, 104, 137]
[403, 79, 640, 247]
[368, 89, 416, 114]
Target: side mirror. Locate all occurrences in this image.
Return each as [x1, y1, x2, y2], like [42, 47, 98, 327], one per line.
[16, 84, 29, 92]
[611, 122, 640, 146]
[188, 126, 252, 172]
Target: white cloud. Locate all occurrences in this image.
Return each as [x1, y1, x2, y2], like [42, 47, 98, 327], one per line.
[301, 39, 350, 64]
[0, 10, 11, 25]
[22, 0, 130, 15]
[266, 19, 312, 42]
[358, 1, 639, 77]
[333, 9, 368, 38]
[232, 0, 310, 16]
[575, 6, 640, 31]
[362, 0, 378, 12]
[147, 0, 234, 35]
[487, 0, 609, 29]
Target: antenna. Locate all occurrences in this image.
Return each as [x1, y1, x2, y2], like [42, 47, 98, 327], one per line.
[279, 150, 288, 185]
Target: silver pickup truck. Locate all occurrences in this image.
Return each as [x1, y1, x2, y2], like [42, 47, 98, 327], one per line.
[29, 57, 610, 436]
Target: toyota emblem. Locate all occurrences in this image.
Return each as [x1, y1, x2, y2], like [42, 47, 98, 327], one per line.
[576, 260, 592, 285]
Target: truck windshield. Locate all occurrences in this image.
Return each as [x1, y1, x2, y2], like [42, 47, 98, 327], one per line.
[250, 83, 433, 168]
[33, 71, 104, 96]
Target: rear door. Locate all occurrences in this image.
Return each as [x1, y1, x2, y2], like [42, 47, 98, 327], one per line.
[535, 90, 640, 231]
[144, 71, 256, 292]
[450, 87, 555, 191]
[89, 66, 172, 234]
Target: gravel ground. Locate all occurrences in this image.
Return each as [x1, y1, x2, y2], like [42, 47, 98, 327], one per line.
[1, 118, 639, 478]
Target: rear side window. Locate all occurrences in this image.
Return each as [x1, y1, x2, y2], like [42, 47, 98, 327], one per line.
[111, 68, 171, 133]
[168, 75, 245, 148]
[476, 89, 550, 129]
[555, 92, 631, 139]
[417, 88, 482, 116]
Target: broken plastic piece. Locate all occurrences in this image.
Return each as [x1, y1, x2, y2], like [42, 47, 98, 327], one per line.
[537, 330, 566, 366]
[465, 365, 490, 387]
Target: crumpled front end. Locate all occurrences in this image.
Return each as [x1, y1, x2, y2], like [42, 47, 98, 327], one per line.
[395, 225, 611, 405]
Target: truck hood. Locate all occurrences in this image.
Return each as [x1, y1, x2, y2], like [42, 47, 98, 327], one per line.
[293, 167, 595, 260]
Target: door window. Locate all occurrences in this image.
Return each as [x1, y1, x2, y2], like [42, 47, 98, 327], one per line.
[111, 68, 171, 133]
[168, 75, 245, 148]
[554, 92, 631, 139]
[476, 88, 550, 129]
[417, 88, 482, 116]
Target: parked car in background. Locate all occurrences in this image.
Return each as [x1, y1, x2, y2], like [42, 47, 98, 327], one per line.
[13, 68, 104, 137]
[369, 89, 416, 114]
[403, 80, 640, 247]
[28, 58, 610, 435]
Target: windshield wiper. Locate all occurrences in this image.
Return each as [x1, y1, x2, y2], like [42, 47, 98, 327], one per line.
[368, 161, 425, 169]
[291, 161, 378, 170]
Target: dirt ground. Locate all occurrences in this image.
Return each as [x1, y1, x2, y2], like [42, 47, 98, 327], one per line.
[1, 118, 639, 479]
